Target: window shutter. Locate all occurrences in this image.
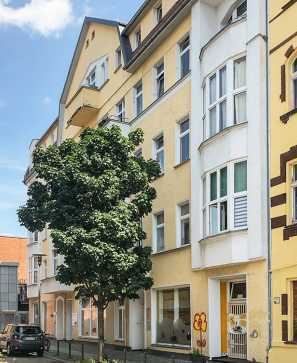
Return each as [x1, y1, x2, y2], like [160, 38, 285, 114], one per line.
[282, 320, 288, 342]
[280, 64, 286, 102]
[281, 294, 288, 315]
[234, 195, 248, 228]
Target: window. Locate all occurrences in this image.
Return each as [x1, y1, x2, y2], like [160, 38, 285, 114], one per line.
[178, 118, 190, 163]
[230, 281, 246, 300]
[203, 161, 247, 237]
[33, 231, 38, 243]
[115, 301, 125, 340]
[86, 67, 96, 87]
[53, 249, 58, 276]
[293, 281, 297, 341]
[101, 60, 108, 84]
[134, 81, 143, 116]
[156, 287, 191, 346]
[135, 28, 141, 49]
[32, 303, 39, 324]
[234, 57, 247, 124]
[208, 66, 227, 138]
[224, 0, 247, 26]
[292, 165, 297, 221]
[115, 47, 122, 69]
[202, 84, 207, 140]
[155, 60, 165, 98]
[292, 59, 297, 108]
[29, 256, 38, 285]
[91, 30, 95, 40]
[155, 212, 165, 252]
[85, 39, 89, 49]
[179, 35, 190, 79]
[155, 3, 162, 24]
[116, 98, 125, 121]
[80, 298, 98, 337]
[154, 135, 164, 172]
[179, 202, 190, 246]
[236, 0, 247, 18]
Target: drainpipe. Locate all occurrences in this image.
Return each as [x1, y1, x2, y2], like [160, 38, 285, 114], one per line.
[265, 0, 272, 360]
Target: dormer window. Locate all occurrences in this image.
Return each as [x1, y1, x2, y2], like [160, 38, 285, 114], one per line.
[155, 3, 162, 24]
[135, 28, 141, 49]
[292, 59, 297, 108]
[86, 67, 96, 87]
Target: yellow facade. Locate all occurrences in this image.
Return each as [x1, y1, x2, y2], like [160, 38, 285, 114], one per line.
[269, 1, 297, 362]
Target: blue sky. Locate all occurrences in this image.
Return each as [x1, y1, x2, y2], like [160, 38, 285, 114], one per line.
[0, 0, 143, 237]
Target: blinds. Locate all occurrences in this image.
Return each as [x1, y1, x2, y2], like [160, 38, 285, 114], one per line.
[234, 195, 248, 228]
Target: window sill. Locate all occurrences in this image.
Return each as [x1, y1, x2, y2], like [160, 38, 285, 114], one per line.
[151, 343, 191, 350]
[284, 341, 297, 345]
[152, 243, 190, 256]
[199, 228, 248, 243]
[174, 159, 190, 169]
[198, 121, 248, 151]
[280, 108, 297, 124]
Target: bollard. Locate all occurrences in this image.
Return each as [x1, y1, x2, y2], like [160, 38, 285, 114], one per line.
[68, 341, 71, 359]
[81, 342, 85, 361]
[57, 340, 60, 356]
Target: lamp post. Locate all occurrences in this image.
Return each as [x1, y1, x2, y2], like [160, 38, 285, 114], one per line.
[33, 253, 46, 327]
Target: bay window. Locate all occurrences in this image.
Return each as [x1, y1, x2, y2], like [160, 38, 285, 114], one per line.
[234, 57, 247, 124]
[80, 298, 98, 337]
[203, 160, 247, 238]
[155, 211, 165, 252]
[156, 287, 191, 346]
[178, 118, 190, 163]
[292, 165, 297, 221]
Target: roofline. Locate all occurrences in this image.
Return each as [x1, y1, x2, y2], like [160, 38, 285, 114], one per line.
[122, 0, 152, 35]
[36, 117, 59, 147]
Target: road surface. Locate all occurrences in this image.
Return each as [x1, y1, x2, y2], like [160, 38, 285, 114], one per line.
[0, 352, 57, 363]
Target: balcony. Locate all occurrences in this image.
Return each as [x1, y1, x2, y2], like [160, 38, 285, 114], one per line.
[65, 86, 101, 127]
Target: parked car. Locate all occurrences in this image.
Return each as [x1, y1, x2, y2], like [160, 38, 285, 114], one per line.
[0, 324, 44, 356]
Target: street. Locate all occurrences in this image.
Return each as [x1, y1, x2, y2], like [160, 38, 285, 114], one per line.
[0, 352, 56, 363]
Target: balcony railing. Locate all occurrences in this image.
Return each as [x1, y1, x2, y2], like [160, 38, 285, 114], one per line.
[65, 86, 101, 127]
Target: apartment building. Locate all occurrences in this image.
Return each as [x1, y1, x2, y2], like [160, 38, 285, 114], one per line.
[24, 0, 269, 361]
[269, 1, 297, 362]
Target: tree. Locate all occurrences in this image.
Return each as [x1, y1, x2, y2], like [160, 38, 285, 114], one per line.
[18, 125, 160, 362]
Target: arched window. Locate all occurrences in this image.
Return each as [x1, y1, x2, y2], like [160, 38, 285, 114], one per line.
[292, 58, 297, 108]
[221, 0, 247, 27]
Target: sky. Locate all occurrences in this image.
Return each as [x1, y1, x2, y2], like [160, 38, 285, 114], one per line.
[0, 0, 143, 237]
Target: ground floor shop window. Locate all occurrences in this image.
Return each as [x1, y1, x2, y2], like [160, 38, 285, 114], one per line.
[157, 287, 191, 346]
[80, 298, 97, 337]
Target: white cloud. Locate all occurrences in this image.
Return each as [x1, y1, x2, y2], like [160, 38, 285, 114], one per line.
[42, 96, 52, 105]
[0, 0, 74, 36]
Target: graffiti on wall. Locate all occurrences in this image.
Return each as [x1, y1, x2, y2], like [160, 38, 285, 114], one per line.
[193, 312, 207, 355]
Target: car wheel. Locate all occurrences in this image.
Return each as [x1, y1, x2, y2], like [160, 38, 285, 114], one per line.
[6, 344, 13, 357]
[37, 350, 44, 357]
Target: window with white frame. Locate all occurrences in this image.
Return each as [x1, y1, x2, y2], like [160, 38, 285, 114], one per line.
[154, 211, 165, 252]
[84, 57, 108, 89]
[156, 287, 191, 346]
[80, 298, 98, 337]
[116, 98, 125, 122]
[134, 28, 141, 49]
[225, 0, 247, 25]
[155, 60, 165, 99]
[178, 118, 190, 163]
[52, 249, 58, 276]
[155, 2, 162, 24]
[234, 57, 247, 124]
[292, 59, 297, 109]
[115, 47, 122, 69]
[32, 303, 39, 324]
[292, 165, 297, 221]
[101, 59, 108, 84]
[134, 81, 143, 116]
[29, 256, 38, 285]
[178, 202, 190, 246]
[179, 35, 190, 79]
[114, 301, 125, 340]
[33, 231, 38, 243]
[202, 83, 207, 140]
[154, 135, 164, 172]
[208, 66, 227, 138]
[86, 67, 96, 87]
[203, 160, 247, 238]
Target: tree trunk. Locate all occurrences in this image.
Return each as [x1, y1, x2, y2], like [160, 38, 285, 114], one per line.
[97, 306, 105, 363]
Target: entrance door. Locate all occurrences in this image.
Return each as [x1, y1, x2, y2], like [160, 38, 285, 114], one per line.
[42, 302, 47, 332]
[65, 300, 72, 341]
[56, 298, 64, 340]
[129, 292, 144, 350]
[227, 281, 247, 359]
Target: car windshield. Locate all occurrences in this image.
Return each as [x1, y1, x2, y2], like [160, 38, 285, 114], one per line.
[15, 326, 41, 335]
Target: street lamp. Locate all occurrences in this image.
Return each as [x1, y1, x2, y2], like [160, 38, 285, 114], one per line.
[32, 254, 46, 327]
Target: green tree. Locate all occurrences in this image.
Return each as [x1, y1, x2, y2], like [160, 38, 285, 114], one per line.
[18, 125, 160, 362]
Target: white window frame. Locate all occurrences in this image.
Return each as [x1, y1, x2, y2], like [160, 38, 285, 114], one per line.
[232, 159, 248, 230]
[178, 34, 190, 80]
[32, 302, 39, 324]
[177, 117, 190, 164]
[33, 231, 38, 243]
[177, 201, 190, 247]
[114, 301, 125, 341]
[154, 211, 165, 252]
[154, 134, 164, 173]
[154, 59, 165, 99]
[292, 164, 297, 222]
[134, 28, 141, 49]
[202, 177, 207, 238]
[52, 248, 58, 276]
[134, 81, 143, 117]
[202, 83, 207, 141]
[233, 56, 247, 124]
[116, 98, 126, 122]
[30, 256, 38, 284]
[154, 2, 163, 24]
[292, 59, 297, 109]
[79, 299, 98, 338]
[115, 47, 122, 69]
[226, 0, 247, 24]
[86, 67, 97, 87]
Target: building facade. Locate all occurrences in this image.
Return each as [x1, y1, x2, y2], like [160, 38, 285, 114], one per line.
[269, 0, 297, 362]
[25, 0, 269, 361]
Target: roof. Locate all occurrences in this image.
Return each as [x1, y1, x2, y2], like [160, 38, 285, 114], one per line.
[122, 0, 152, 35]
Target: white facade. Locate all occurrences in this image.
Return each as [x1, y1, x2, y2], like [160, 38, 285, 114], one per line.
[190, 0, 268, 269]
